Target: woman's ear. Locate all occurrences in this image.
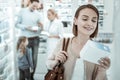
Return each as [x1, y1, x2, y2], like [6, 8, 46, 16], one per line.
[74, 18, 77, 25]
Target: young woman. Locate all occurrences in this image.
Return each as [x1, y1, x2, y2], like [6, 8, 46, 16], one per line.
[44, 9, 64, 56]
[17, 36, 34, 80]
[46, 4, 110, 80]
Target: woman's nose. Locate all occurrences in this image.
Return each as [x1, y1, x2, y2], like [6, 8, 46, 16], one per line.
[87, 20, 93, 25]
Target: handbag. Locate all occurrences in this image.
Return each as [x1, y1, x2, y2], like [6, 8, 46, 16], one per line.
[45, 38, 70, 80]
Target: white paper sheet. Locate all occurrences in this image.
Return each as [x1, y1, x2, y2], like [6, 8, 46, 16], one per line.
[80, 40, 110, 64]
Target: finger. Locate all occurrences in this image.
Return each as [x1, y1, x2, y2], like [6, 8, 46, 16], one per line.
[98, 58, 104, 64]
[102, 57, 111, 68]
[56, 56, 63, 63]
[59, 53, 67, 62]
[104, 57, 111, 65]
[56, 54, 66, 63]
[60, 53, 67, 60]
[60, 51, 68, 57]
[98, 60, 106, 69]
[60, 51, 68, 59]
[101, 58, 108, 66]
[98, 59, 109, 69]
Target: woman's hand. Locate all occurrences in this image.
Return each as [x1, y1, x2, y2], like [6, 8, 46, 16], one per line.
[95, 57, 110, 79]
[98, 57, 111, 71]
[26, 26, 38, 32]
[55, 51, 68, 63]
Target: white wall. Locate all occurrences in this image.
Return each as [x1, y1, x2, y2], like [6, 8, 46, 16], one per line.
[102, 0, 114, 33]
[112, 0, 120, 79]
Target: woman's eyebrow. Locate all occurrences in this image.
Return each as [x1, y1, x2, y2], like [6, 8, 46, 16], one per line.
[82, 15, 98, 19]
[82, 15, 88, 18]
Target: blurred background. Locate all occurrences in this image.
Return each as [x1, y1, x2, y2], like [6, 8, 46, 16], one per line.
[0, 0, 120, 80]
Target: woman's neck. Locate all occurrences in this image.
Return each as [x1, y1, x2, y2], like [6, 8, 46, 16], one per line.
[50, 18, 56, 22]
[70, 35, 89, 58]
[75, 34, 89, 46]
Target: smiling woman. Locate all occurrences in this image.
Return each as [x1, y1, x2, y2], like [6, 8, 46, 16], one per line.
[46, 4, 110, 80]
[74, 8, 98, 38]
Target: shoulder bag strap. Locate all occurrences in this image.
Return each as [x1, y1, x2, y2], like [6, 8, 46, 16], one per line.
[62, 38, 66, 51]
[57, 38, 70, 65]
[64, 38, 70, 52]
[61, 38, 70, 60]
[62, 38, 70, 52]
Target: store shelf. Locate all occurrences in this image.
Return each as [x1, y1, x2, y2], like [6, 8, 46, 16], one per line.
[0, 29, 9, 34]
[0, 3, 16, 80]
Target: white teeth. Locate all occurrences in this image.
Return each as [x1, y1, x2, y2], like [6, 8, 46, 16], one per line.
[84, 27, 92, 31]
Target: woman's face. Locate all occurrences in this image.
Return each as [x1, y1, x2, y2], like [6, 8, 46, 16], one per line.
[74, 8, 98, 37]
[47, 11, 55, 20]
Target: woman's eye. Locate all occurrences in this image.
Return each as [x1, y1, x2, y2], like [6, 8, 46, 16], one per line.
[92, 20, 97, 23]
[82, 19, 87, 21]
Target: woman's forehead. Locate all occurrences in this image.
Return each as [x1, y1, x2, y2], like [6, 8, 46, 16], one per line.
[79, 8, 98, 17]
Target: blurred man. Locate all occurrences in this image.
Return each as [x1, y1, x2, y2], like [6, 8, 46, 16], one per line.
[16, 0, 43, 80]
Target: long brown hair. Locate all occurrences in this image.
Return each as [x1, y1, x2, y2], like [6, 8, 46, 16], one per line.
[73, 4, 99, 38]
[17, 36, 27, 54]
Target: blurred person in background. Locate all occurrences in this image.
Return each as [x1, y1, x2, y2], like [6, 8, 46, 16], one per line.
[44, 9, 64, 56]
[16, 0, 43, 79]
[16, 36, 33, 80]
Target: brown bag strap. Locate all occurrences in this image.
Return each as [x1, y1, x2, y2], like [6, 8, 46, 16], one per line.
[57, 38, 70, 64]
[62, 38, 70, 52]
[62, 38, 66, 51]
[62, 38, 70, 51]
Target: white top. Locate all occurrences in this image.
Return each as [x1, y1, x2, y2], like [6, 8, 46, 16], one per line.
[44, 18, 64, 38]
[72, 58, 84, 80]
[44, 19, 64, 55]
